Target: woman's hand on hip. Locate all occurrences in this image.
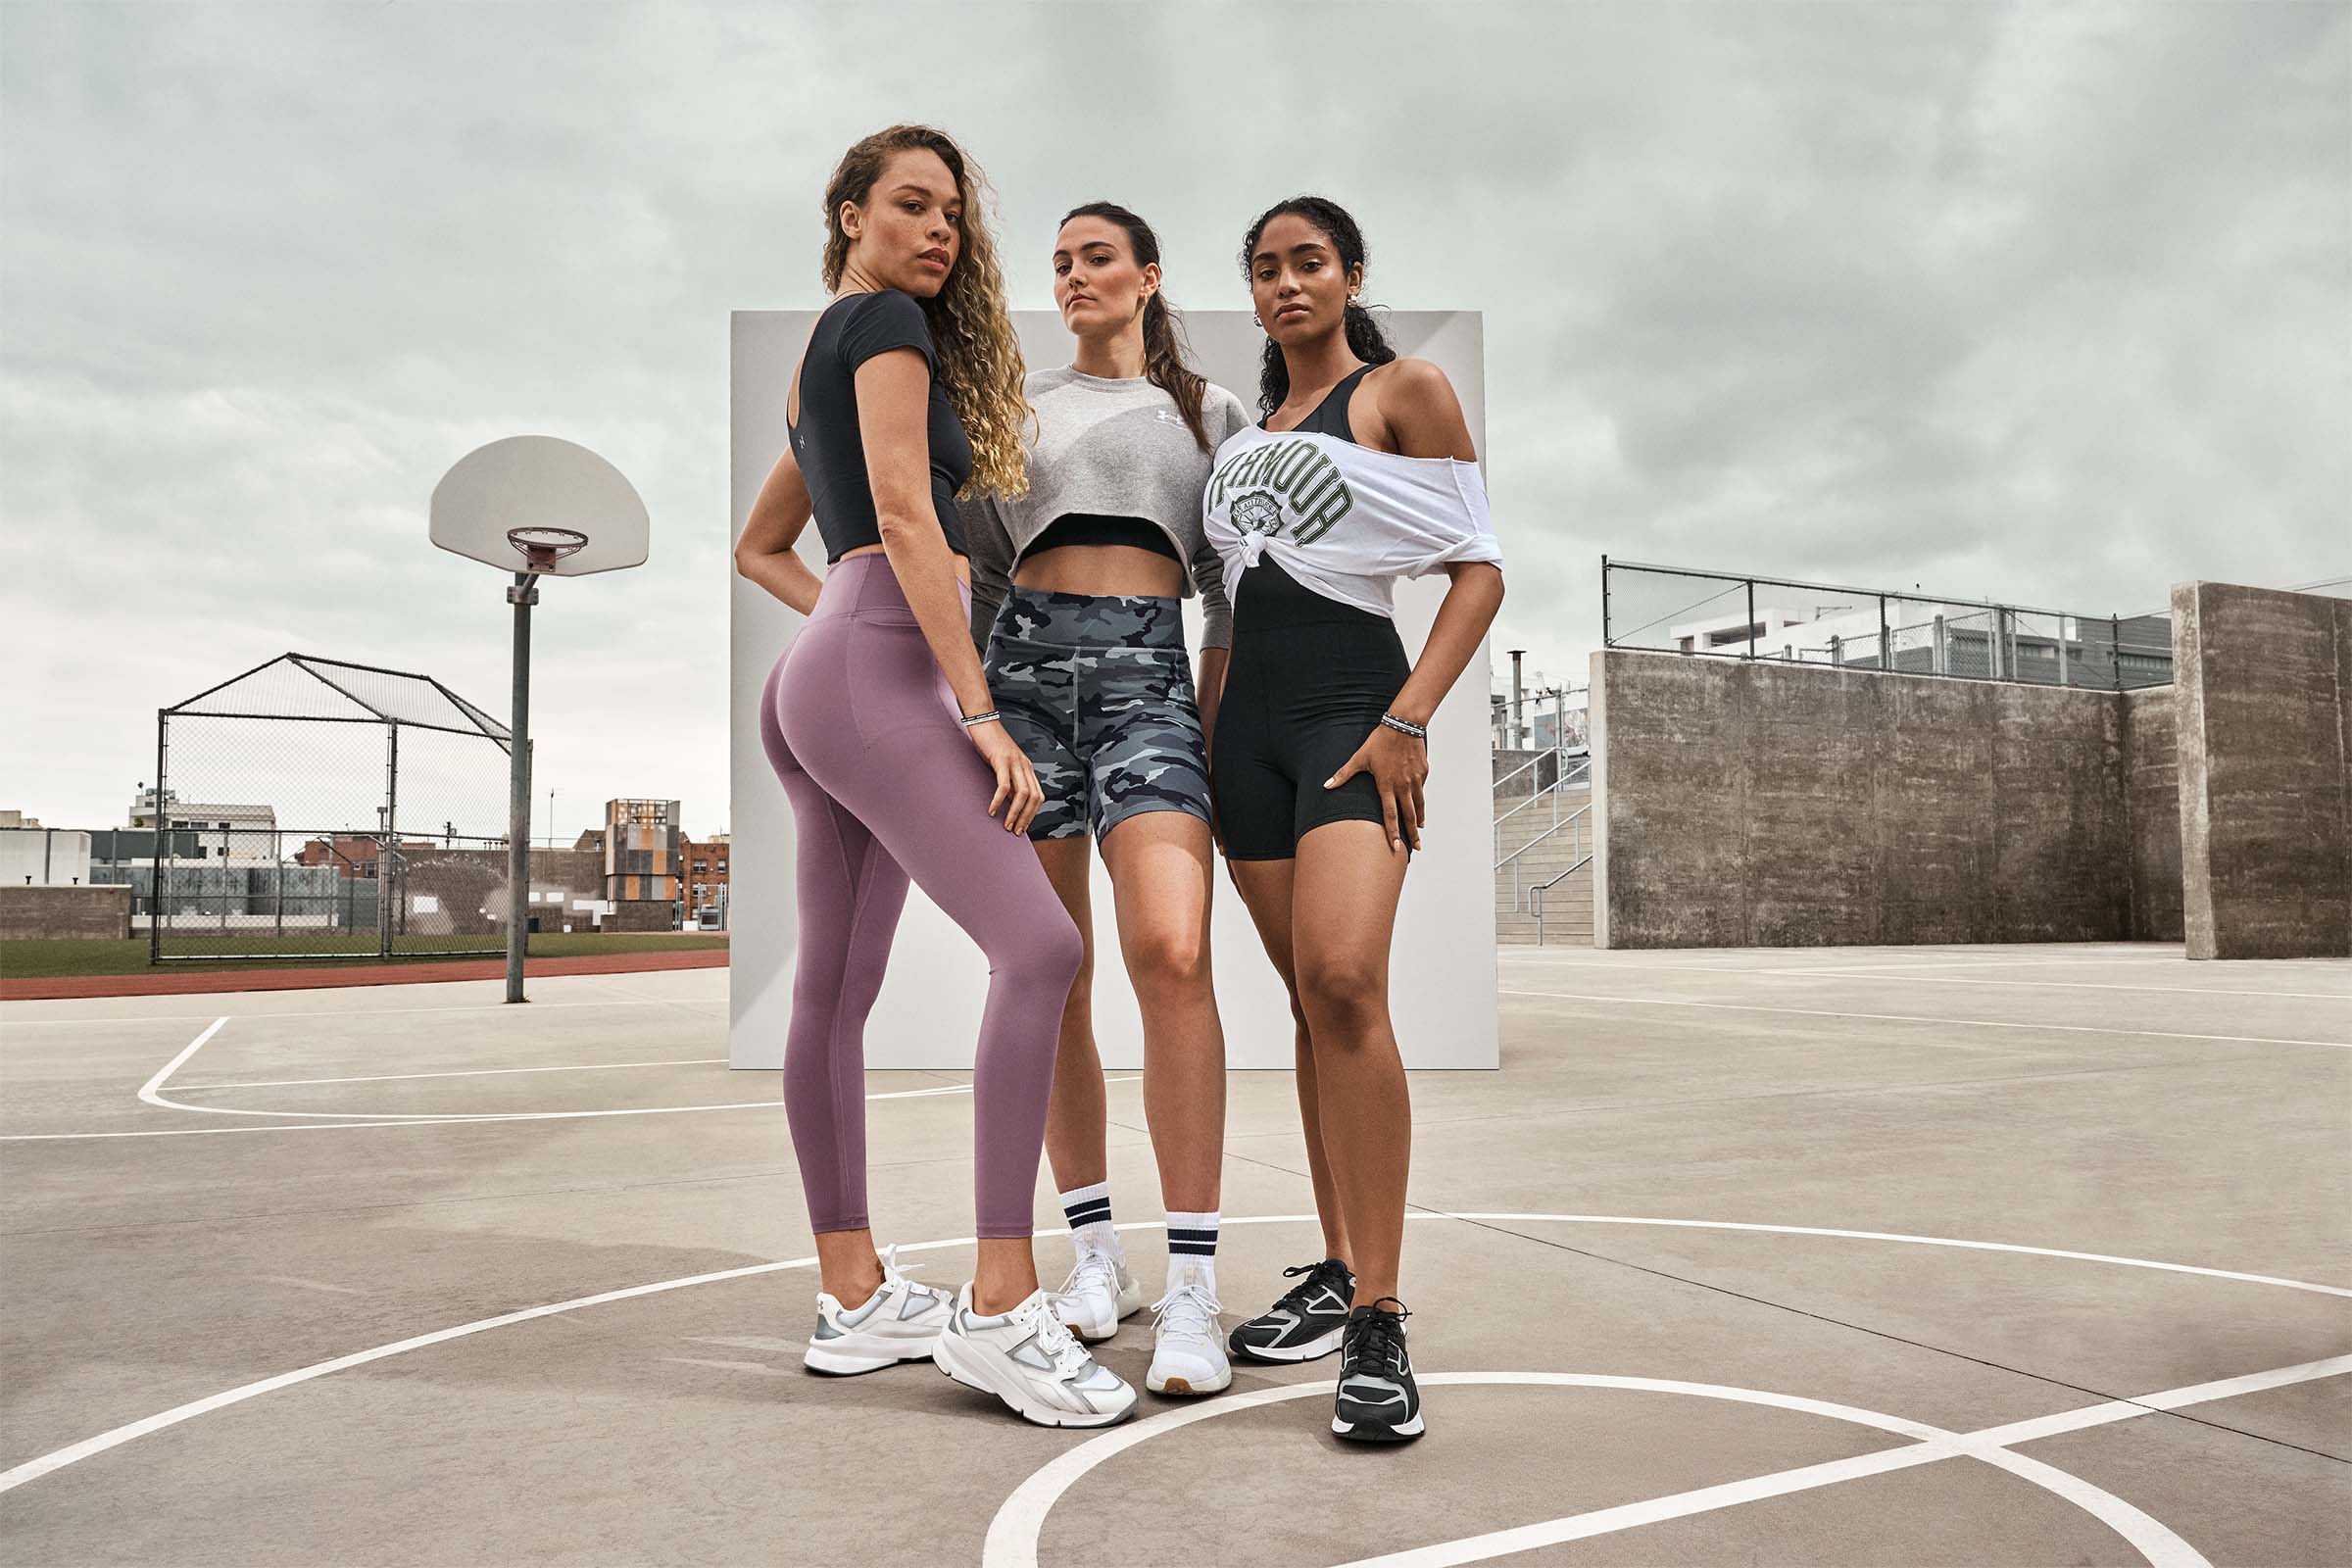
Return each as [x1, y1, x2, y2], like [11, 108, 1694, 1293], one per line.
[970, 720, 1045, 835]
[1326, 725, 1428, 854]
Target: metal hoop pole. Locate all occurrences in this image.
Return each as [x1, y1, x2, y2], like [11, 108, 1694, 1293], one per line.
[506, 571, 537, 1003]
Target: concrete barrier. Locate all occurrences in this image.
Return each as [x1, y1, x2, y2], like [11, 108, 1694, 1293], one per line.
[0, 885, 133, 941]
[1591, 651, 2175, 949]
[2174, 582, 2352, 959]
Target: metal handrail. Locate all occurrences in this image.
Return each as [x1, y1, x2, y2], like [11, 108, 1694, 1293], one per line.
[1498, 801, 1590, 912]
[1532, 847, 1595, 945]
[1494, 759, 1591, 875]
[1493, 748, 1556, 796]
[1495, 755, 1590, 828]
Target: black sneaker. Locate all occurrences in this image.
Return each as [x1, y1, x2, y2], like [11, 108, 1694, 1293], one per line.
[1226, 1257, 1355, 1363]
[1332, 1298, 1421, 1443]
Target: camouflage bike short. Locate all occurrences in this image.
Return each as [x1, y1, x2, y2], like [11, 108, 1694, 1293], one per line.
[981, 585, 1213, 842]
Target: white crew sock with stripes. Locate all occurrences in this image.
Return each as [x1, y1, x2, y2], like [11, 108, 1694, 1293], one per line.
[1059, 1181, 1121, 1259]
[1164, 1209, 1219, 1297]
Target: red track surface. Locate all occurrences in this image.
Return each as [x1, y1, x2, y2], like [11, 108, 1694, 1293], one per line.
[1, 948, 727, 1002]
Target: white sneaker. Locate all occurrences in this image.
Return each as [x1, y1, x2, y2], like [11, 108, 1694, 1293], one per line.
[1146, 1265, 1231, 1396]
[933, 1284, 1138, 1428]
[802, 1245, 956, 1375]
[1052, 1246, 1145, 1343]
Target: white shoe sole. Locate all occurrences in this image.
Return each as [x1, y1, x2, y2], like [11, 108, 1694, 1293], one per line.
[1146, 1361, 1233, 1396]
[1332, 1410, 1425, 1441]
[933, 1329, 1137, 1429]
[1229, 1323, 1345, 1363]
[803, 1333, 939, 1376]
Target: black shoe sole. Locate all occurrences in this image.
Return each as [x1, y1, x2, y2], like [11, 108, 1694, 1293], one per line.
[1332, 1412, 1425, 1443]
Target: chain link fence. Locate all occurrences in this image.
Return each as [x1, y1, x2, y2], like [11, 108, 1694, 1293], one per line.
[1600, 559, 2174, 691]
[132, 654, 514, 961]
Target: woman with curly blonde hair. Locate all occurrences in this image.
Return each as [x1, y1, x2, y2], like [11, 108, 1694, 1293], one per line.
[735, 124, 1136, 1428]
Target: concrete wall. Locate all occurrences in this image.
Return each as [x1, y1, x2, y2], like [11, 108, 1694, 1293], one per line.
[0, 885, 132, 940]
[1592, 651, 2168, 949]
[2124, 688, 2184, 941]
[2174, 582, 2352, 959]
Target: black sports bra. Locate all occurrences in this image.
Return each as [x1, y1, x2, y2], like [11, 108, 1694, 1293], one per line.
[1018, 514, 1181, 565]
[1271, 364, 1376, 445]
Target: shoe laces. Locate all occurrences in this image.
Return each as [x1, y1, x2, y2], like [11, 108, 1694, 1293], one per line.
[1023, 1297, 1096, 1379]
[1150, 1278, 1223, 1345]
[1053, 1248, 1121, 1310]
[1275, 1257, 1350, 1313]
[1345, 1298, 1410, 1378]
[880, 1244, 948, 1305]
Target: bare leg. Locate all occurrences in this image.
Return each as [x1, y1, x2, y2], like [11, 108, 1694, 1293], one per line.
[1227, 857, 1350, 1266]
[1287, 820, 1410, 1305]
[1032, 837, 1105, 1198]
[814, 1229, 885, 1307]
[973, 1239, 1046, 1315]
[1101, 811, 1224, 1214]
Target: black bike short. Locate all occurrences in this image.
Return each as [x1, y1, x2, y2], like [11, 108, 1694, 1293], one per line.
[1209, 559, 1412, 861]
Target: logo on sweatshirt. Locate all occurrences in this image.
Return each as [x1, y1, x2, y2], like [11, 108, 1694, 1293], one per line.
[1207, 437, 1354, 544]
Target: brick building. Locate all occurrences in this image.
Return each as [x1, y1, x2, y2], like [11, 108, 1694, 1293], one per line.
[681, 833, 729, 922]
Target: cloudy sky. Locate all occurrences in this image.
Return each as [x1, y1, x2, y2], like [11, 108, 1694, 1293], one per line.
[4, 1, 2345, 840]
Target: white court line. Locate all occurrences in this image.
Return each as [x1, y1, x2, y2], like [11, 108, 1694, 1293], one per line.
[2, 1024, 1134, 1142]
[172, 1058, 729, 1091]
[1499, 989, 2352, 1051]
[982, 1364, 2352, 1568]
[5, 1212, 2344, 1496]
[1323, 1359, 2350, 1568]
[1514, 950, 2342, 1001]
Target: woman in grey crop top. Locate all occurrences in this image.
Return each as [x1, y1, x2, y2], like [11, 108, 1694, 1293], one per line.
[955, 203, 1243, 1398]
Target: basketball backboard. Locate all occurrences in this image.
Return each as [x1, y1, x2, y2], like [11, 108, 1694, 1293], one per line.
[430, 435, 650, 577]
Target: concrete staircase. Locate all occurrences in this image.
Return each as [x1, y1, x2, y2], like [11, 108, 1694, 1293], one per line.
[1494, 789, 1593, 946]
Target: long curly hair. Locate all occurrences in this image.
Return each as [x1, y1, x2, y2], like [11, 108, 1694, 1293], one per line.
[1237, 195, 1396, 420]
[1061, 201, 1212, 453]
[822, 125, 1029, 497]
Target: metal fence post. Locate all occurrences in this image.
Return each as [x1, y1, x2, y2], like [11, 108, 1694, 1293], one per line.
[274, 828, 284, 941]
[1745, 579, 1756, 659]
[1933, 614, 1947, 675]
[2056, 613, 2071, 689]
[1600, 554, 1611, 647]
[2111, 614, 2123, 691]
[378, 722, 398, 959]
[1878, 594, 1889, 671]
[150, 712, 166, 963]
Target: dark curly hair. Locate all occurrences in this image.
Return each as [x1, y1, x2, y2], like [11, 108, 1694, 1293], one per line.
[1061, 201, 1212, 453]
[1237, 195, 1396, 419]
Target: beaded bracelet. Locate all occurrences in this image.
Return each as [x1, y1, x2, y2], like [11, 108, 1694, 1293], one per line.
[959, 710, 1003, 729]
[1379, 712, 1429, 740]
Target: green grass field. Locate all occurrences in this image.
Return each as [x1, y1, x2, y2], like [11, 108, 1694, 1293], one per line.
[0, 932, 728, 980]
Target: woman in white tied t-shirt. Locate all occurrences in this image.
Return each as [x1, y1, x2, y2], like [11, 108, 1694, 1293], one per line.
[958, 202, 1252, 1399]
[1203, 195, 1506, 1446]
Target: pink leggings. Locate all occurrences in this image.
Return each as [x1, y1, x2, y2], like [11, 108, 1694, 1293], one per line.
[760, 554, 1083, 1240]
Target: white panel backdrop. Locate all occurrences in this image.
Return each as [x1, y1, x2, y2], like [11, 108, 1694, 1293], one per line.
[729, 309, 1497, 1072]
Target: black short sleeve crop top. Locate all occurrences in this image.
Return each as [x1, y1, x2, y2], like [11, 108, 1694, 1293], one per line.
[788, 289, 975, 564]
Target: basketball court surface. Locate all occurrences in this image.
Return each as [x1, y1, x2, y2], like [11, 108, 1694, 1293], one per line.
[4, 944, 2346, 1565]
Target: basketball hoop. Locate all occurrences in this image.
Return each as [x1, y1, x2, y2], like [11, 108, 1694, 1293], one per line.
[507, 526, 589, 573]
[428, 435, 649, 1004]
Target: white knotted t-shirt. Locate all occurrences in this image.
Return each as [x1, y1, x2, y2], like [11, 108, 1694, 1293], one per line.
[1200, 425, 1502, 618]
